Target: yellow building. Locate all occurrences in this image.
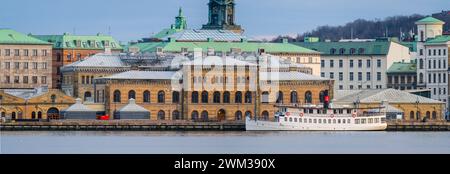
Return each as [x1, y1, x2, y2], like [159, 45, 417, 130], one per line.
[0, 87, 75, 120]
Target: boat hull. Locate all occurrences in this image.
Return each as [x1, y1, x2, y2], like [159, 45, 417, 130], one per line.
[246, 120, 387, 131]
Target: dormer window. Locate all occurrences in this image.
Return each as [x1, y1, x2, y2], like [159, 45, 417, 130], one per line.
[82, 42, 87, 48]
[111, 42, 116, 48]
[76, 40, 81, 47]
[349, 48, 356, 55]
[96, 42, 101, 48]
[358, 48, 365, 54]
[181, 48, 188, 53]
[330, 48, 336, 54]
[65, 42, 71, 47]
[157, 47, 163, 54]
[207, 48, 215, 56]
[339, 48, 346, 55]
[103, 40, 110, 47]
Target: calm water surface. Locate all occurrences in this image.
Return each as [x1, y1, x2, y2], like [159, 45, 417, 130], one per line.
[1, 131, 449, 154]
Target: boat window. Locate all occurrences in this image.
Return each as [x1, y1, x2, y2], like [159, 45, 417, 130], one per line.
[323, 110, 328, 114]
[309, 109, 314, 114]
[318, 119, 322, 124]
[339, 109, 344, 114]
[347, 109, 352, 114]
[294, 118, 298, 122]
[328, 119, 331, 124]
[342, 119, 346, 124]
[375, 118, 379, 123]
[289, 117, 293, 122]
[323, 119, 327, 124]
[381, 118, 386, 123]
[368, 118, 373, 124]
[333, 119, 337, 124]
[334, 110, 338, 114]
[284, 117, 288, 122]
[355, 119, 360, 124]
[314, 119, 317, 123]
[347, 119, 351, 124]
[304, 118, 308, 123]
[361, 119, 366, 124]
[309, 119, 312, 123]
[299, 118, 302, 123]
[304, 109, 307, 113]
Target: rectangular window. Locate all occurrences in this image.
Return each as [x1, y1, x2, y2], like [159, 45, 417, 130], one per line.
[32, 49, 38, 56]
[433, 49, 436, 56]
[420, 49, 423, 56]
[377, 60, 382, 68]
[321, 60, 325, 68]
[366, 72, 371, 81]
[349, 72, 354, 81]
[358, 72, 362, 81]
[14, 62, 20, 69]
[339, 72, 343, 81]
[42, 62, 47, 69]
[5, 49, 11, 56]
[444, 49, 447, 56]
[23, 49, 29, 56]
[23, 76, 28, 84]
[23, 62, 28, 69]
[339, 85, 343, 90]
[5, 62, 10, 69]
[339, 60, 343, 68]
[321, 72, 325, 78]
[33, 62, 38, 69]
[41, 76, 47, 84]
[42, 50, 48, 56]
[438, 49, 441, 56]
[14, 49, 20, 56]
[5, 76, 10, 83]
[330, 72, 334, 79]
[330, 60, 334, 68]
[32, 76, 38, 84]
[349, 60, 354, 68]
[14, 76, 19, 83]
[358, 60, 362, 68]
[429, 49, 432, 56]
[377, 72, 382, 81]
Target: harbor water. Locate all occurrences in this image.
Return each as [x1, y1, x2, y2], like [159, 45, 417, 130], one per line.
[1, 131, 449, 154]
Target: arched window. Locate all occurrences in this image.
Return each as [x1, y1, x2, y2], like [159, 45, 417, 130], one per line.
[330, 48, 336, 54]
[37, 111, 42, 119]
[51, 95, 56, 103]
[290, 91, 298, 104]
[201, 111, 209, 121]
[223, 91, 230, 103]
[32, 112, 36, 119]
[262, 111, 269, 121]
[235, 111, 243, 121]
[245, 91, 252, 103]
[158, 91, 165, 103]
[319, 91, 325, 103]
[143, 91, 150, 103]
[339, 48, 346, 55]
[191, 111, 199, 121]
[245, 111, 252, 119]
[432, 111, 437, 120]
[113, 90, 121, 103]
[419, 73, 424, 83]
[84, 92, 92, 102]
[410, 111, 415, 120]
[172, 91, 180, 103]
[11, 112, 16, 120]
[202, 91, 209, 103]
[305, 91, 313, 104]
[276, 91, 283, 103]
[192, 91, 199, 103]
[420, 31, 424, 41]
[213, 92, 221, 103]
[419, 59, 424, 69]
[262, 92, 269, 103]
[426, 111, 431, 119]
[172, 110, 181, 120]
[350, 48, 356, 55]
[158, 110, 165, 120]
[235, 91, 242, 103]
[128, 90, 136, 100]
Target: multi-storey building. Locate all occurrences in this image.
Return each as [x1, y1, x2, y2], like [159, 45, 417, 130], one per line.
[415, 17, 449, 109]
[31, 33, 123, 89]
[296, 39, 411, 90]
[387, 61, 417, 90]
[0, 29, 53, 89]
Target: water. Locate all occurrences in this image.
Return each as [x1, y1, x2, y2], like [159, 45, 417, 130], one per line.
[1, 131, 449, 154]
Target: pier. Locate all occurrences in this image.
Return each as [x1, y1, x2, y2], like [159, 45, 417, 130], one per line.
[1, 120, 449, 131]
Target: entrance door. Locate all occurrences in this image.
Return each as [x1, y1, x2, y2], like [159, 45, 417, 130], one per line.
[47, 108, 60, 120]
[217, 109, 226, 122]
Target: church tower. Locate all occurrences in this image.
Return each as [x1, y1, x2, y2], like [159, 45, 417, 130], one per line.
[172, 7, 187, 30]
[202, 0, 243, 33]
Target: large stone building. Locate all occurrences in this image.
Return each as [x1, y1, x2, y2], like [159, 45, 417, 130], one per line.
[0, 87, 76, 120]
[415, 17, 450, 109]
[296, 39, 411, 90]
[31, 33, 123, 89]
[0, 29, 53, 89]
[92, 53, 333, 121]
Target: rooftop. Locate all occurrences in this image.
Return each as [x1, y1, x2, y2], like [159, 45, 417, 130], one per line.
[415, 16, 445, 25]
[63, 98, 95, 112]
[99, 71, 179, 80]
[387, 62, 417, 74]
[119, 99, 150, 112]
[260, 71, 329, 81]
[162, 29, 250, 42]
[334, 89, 444, 104]
[31, 33, 122, 50]
[426, 35, 450, 44]
[295, 41, 393, 55]
[0, 29, 51, 45]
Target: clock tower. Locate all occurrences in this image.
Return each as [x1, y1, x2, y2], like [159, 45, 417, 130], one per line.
[202, 0, 243, 33]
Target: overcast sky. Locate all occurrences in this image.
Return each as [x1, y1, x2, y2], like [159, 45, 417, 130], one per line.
[1, 0, 448, 42]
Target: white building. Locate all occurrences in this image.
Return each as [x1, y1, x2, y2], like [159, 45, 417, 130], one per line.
[415, 17, 450, 109]
[297, 39, 411, 90]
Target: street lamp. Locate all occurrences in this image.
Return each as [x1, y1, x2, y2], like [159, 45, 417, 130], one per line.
[415, 96, 420, 121]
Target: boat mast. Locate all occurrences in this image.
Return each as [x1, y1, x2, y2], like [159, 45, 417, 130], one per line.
[254, 50, 262, 121]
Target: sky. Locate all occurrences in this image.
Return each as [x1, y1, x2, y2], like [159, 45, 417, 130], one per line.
[1, 0, 448, 43]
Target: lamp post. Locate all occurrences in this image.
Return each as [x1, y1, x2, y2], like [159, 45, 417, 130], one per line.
[416, 96, 420, 121]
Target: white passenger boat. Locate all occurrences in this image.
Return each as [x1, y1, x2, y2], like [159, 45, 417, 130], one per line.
[246, 105, 387, 131]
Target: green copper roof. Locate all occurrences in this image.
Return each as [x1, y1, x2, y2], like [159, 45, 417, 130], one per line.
[387, 62, 417, 74]
[295, 41, 392, 55]
[426, 35, 450, 44]
[31, 33, 122, 50]
[130, 41, 319, 54]
[0, 29, 51, 45]
[416, 17, 445, 24]
[400, 42, 417, 52]
[152, 28, 181, 39]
